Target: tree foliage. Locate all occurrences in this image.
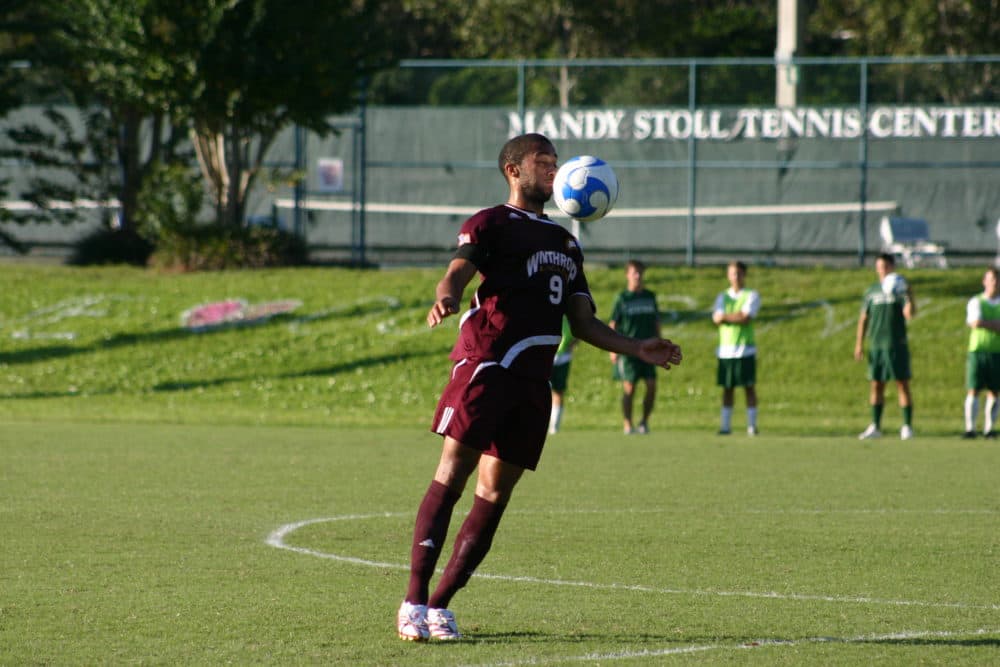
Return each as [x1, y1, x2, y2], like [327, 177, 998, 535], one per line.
[187, 0, 385, 230]
[0, 0, 391, 240]
[808, 0, 998, 103]
[1, 0, 192, 236]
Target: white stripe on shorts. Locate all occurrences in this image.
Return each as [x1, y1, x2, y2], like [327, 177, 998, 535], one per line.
[435, 406, 455, 434]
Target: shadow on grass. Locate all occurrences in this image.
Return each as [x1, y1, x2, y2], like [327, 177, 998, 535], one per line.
[1, 321, 276, 366]
[1, 297, 431, 367]
[865, 636, 1000, 648]
[152, 349, 438, 393]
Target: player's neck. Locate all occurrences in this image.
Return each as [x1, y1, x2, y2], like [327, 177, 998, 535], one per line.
[507, 193, 545, 215]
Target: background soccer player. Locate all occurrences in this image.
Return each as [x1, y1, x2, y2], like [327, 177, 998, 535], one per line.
[397, 133, 682, 642]
[548, 316, 577, 434]
[963, 267, 1000, 438]
[855, 253, 916, 440]
[608, 259, 662, 434]
[711, 260, 760, 436]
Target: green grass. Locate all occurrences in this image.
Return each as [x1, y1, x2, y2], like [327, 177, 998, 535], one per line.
[2, 262, 999, 664]
[2, 422, 998, 665]
[0, 262, 986, 434]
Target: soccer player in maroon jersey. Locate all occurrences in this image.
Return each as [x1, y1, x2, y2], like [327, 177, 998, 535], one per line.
[397, 133, 683, 641]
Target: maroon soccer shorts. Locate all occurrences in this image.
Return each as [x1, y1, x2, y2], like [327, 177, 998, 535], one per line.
[430, 360, 551, 470]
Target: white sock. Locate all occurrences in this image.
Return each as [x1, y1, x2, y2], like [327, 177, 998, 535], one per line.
[986, 395, 998, 433]
[747, 407, 758, 429]
[549, 405, 563, 433]
[720, 406, 733, 431]
[965, 395, 978, 433]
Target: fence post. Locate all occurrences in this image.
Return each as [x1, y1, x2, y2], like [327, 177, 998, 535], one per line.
[857, 60, 869, 266]
[686, 60, 698, 267]
[356, 77, 368, 267]
[293, 125, 305, 238]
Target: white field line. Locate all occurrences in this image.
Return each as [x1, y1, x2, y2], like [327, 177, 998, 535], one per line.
[755, 299, 835, 337]
[458, 628, 1000, 667]
[265, 514, 1000, 612]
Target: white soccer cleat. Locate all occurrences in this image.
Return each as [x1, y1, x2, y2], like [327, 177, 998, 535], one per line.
[747, 425, 759, 436]
[426, 607, 461, 640]
[397, 601, 429, 642]
[900, 424, 914, 440]
[858, 424, 881, 440]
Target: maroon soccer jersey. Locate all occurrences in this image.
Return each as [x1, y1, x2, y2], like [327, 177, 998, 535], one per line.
[450, 204, 594, 380]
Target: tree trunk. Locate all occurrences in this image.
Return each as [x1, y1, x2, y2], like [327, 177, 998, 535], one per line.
[190, 123, 229, 226]
[116, 109, 142, 232]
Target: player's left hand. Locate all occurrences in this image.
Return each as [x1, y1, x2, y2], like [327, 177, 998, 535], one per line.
[638, 338, 683, 370]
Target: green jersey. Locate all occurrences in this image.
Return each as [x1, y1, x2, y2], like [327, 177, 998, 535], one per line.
[861, 282, 908, 349]
[554, 317, 575, 365]
[610, 289, 660, 339]
[967, 294, 1000, 353]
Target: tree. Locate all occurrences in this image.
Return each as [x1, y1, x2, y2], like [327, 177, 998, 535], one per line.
[807, 0, 998, 103]
[0, 0, 393, 239]
[369, 0, 777, 107]
[0, 0, 195, 242]
[186, 0, 388, 230]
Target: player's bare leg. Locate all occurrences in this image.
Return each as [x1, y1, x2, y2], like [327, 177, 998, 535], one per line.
[638, 378, 656, 434]
[745, 385, 758, 435]
[621, 380, 636, 434]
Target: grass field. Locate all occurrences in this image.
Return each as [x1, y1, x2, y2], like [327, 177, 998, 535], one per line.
[3, 422, 999, 665]
[2, 262, 999, 664]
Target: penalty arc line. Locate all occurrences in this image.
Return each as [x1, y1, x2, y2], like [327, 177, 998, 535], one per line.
[265, 514, 1000, 612]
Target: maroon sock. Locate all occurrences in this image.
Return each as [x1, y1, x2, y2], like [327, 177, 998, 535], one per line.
[428, 495, 506, 609]
[405, 480, 461, 604]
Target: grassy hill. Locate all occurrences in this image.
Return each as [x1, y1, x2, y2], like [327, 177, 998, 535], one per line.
[0, 261, 988, 436]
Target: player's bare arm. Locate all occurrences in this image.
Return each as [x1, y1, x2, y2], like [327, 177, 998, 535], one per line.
[427, 258, 478, 327]
[567, 296, 682, 369]
[854, 312, 867, 360]
[903, 287, 916, 319]
[714, 310, 751, 325]
[972, 318, 1000, 333]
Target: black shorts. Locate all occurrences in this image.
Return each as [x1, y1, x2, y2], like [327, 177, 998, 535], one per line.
[431, 361, 551, 470]
[868, 346, 911, 382]
[717, 356, 756, 388]
[967, 351, 1000, 392]
[550, 361, 572, 393]
[612, 356, 657, 382]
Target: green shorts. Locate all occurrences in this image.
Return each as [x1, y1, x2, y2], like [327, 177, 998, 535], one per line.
[966, 351, 1000, 391]
[867, 346, 911, 382]
[716, 356, 756, 388]
[550, 361, 572, 393]
[612, 356, 656, 383]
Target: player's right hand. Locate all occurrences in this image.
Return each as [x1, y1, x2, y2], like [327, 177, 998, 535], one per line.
[427, 297, 459, 327]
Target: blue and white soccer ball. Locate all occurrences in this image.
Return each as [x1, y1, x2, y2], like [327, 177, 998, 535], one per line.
[552, 155, 619, 222]
[881, 272, 908, 296]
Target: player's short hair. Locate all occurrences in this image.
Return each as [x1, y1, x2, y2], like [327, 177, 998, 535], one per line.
[986, 266, 999, 280]
[877, 252, 896, 266]
[729, 260, 747, 274]
[498, 133, 555, 175]
[625, 259, 646, 273]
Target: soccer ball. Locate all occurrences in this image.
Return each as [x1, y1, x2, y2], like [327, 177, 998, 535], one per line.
[881, 272, 908, 296]
[552, 155, 619, 222]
